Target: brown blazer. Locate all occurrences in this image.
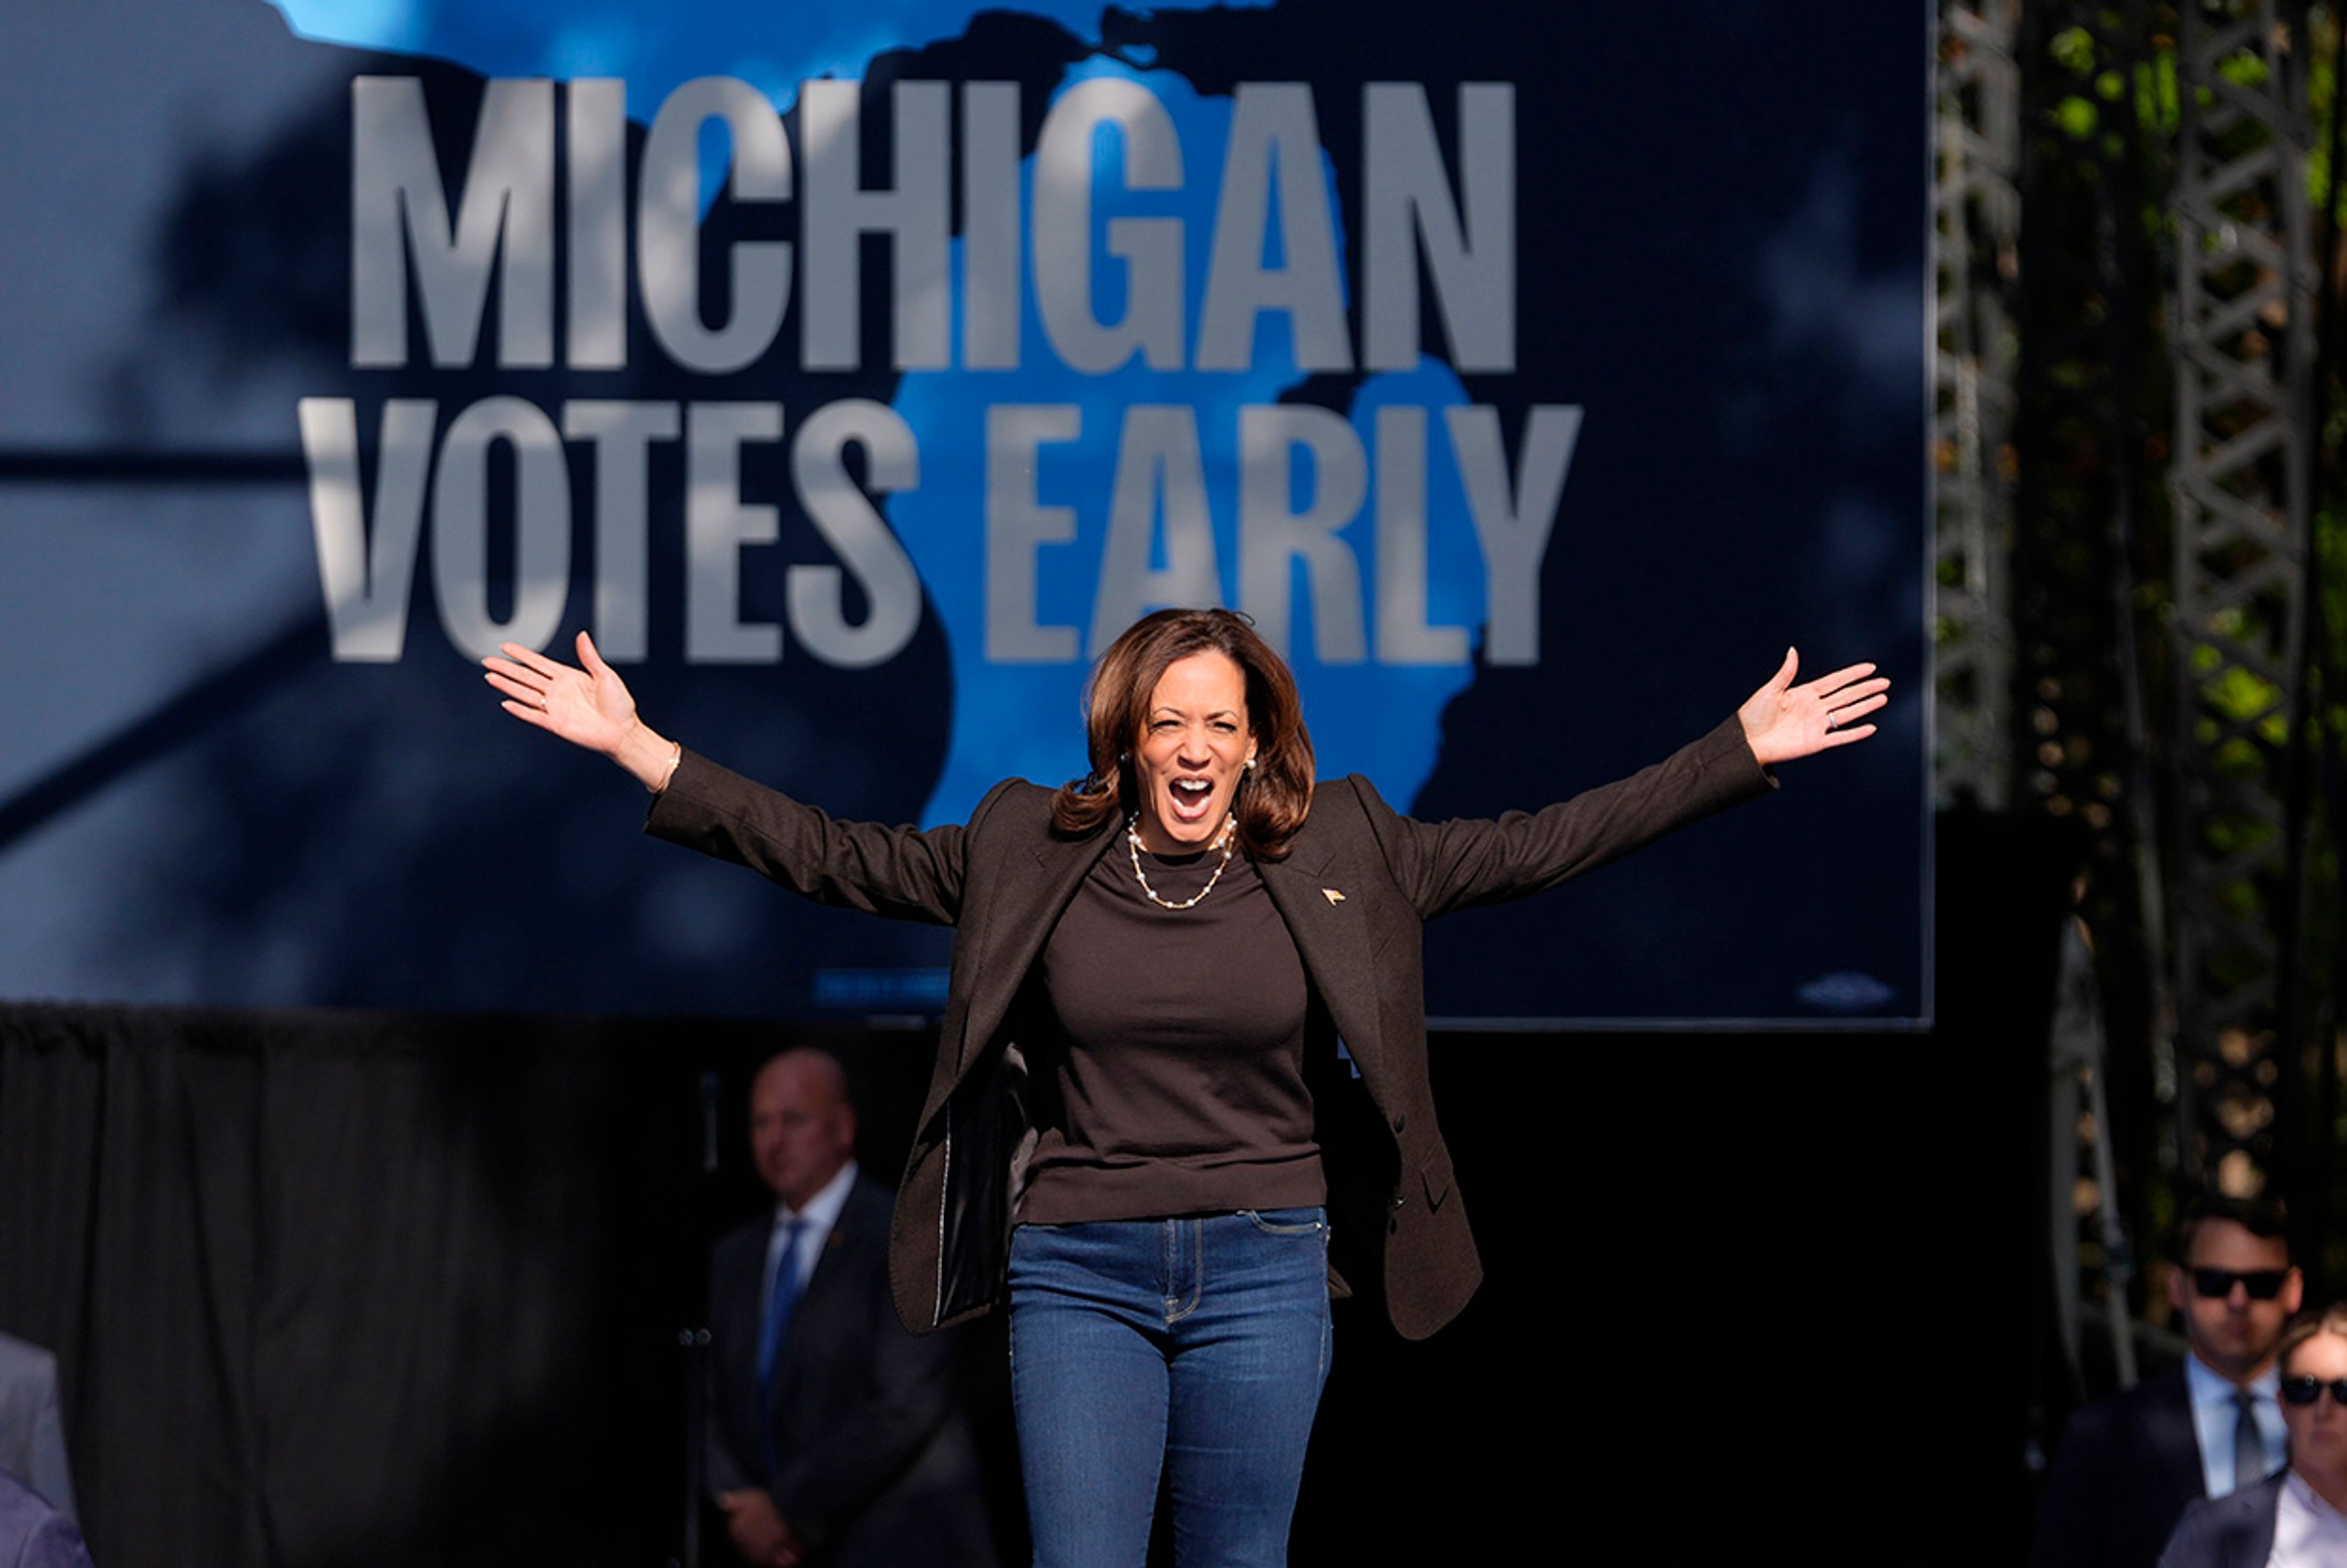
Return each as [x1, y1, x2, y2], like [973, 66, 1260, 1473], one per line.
[648, 716, 1770, 1341]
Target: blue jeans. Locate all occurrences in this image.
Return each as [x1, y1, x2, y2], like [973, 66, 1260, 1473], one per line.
[1008, 1209, 1333, 1568]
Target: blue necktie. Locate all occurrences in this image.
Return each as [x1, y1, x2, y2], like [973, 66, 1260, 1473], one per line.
[754, 1218, 807, 1477]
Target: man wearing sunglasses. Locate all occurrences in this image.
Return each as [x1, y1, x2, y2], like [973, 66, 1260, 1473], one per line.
[2030, 1195, 2303, 1568]
[2156, 1303, 2347, 1567]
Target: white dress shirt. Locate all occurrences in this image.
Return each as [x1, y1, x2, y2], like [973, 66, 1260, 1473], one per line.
[2269, 1470, 2347, 1566]
[2182, 1354, 2286, 1498]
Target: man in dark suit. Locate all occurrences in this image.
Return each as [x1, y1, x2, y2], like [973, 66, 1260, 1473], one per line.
[706, 1050, 997, 1568]
[2030, 1195, 2302, 1568]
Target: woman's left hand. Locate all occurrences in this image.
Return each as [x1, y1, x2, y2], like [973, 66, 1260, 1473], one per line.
[1736, 648, 1889, 766]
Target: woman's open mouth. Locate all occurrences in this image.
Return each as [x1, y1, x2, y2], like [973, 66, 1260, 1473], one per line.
[1167, 776, 1217, 823]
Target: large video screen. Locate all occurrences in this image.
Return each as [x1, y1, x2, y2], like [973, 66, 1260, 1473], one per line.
[0, 0, 1930, 1025]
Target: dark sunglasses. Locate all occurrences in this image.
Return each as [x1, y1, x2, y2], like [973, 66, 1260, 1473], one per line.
[2280, 1376, 2347, 1407]
[2188, 1267, 2291, 1300]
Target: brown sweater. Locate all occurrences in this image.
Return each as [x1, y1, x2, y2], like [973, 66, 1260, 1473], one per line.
[1017, 839, 1324, 1223]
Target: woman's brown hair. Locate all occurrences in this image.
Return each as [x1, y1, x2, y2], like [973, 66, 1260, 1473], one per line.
[1050, 608, 1314, 859]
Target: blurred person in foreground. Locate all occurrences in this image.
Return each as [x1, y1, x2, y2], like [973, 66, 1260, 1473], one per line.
[2030, 1195, 2301, 1568]
[0, 1333, 76, 1526]
[2158, 1302, 2347, 1567]
[0, 1472, 91, 1568]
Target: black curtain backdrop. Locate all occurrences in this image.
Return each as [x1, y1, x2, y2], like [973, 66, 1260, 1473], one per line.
[0, 815, 2071, 1567]
[0, 1007, 955, 1568]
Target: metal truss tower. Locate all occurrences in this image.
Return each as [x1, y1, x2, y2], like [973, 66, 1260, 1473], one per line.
[1936, 0, 2332, 1398]
[1936, 0, 2024, 812]
[2167, 0, 2318, 1195]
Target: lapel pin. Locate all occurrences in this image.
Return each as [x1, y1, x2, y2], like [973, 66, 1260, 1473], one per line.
[1321, 888, 1346, 905]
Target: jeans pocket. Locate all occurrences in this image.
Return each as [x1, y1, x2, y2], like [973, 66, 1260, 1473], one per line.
[1240, 1206, 1329, 1236]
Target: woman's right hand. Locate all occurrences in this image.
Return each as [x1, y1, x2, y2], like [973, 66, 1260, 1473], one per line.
[483, 631, 679, 790]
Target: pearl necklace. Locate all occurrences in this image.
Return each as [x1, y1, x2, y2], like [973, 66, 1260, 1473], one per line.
[1125, 813, 1238, 910]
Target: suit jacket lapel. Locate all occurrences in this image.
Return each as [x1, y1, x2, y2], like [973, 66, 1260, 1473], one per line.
[2143, 1371, 2208, 1502]
[1258, 832, 1385, 1079]
[949, 824, 1114, 1069]
[2225, 1479, 2278, 1568]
